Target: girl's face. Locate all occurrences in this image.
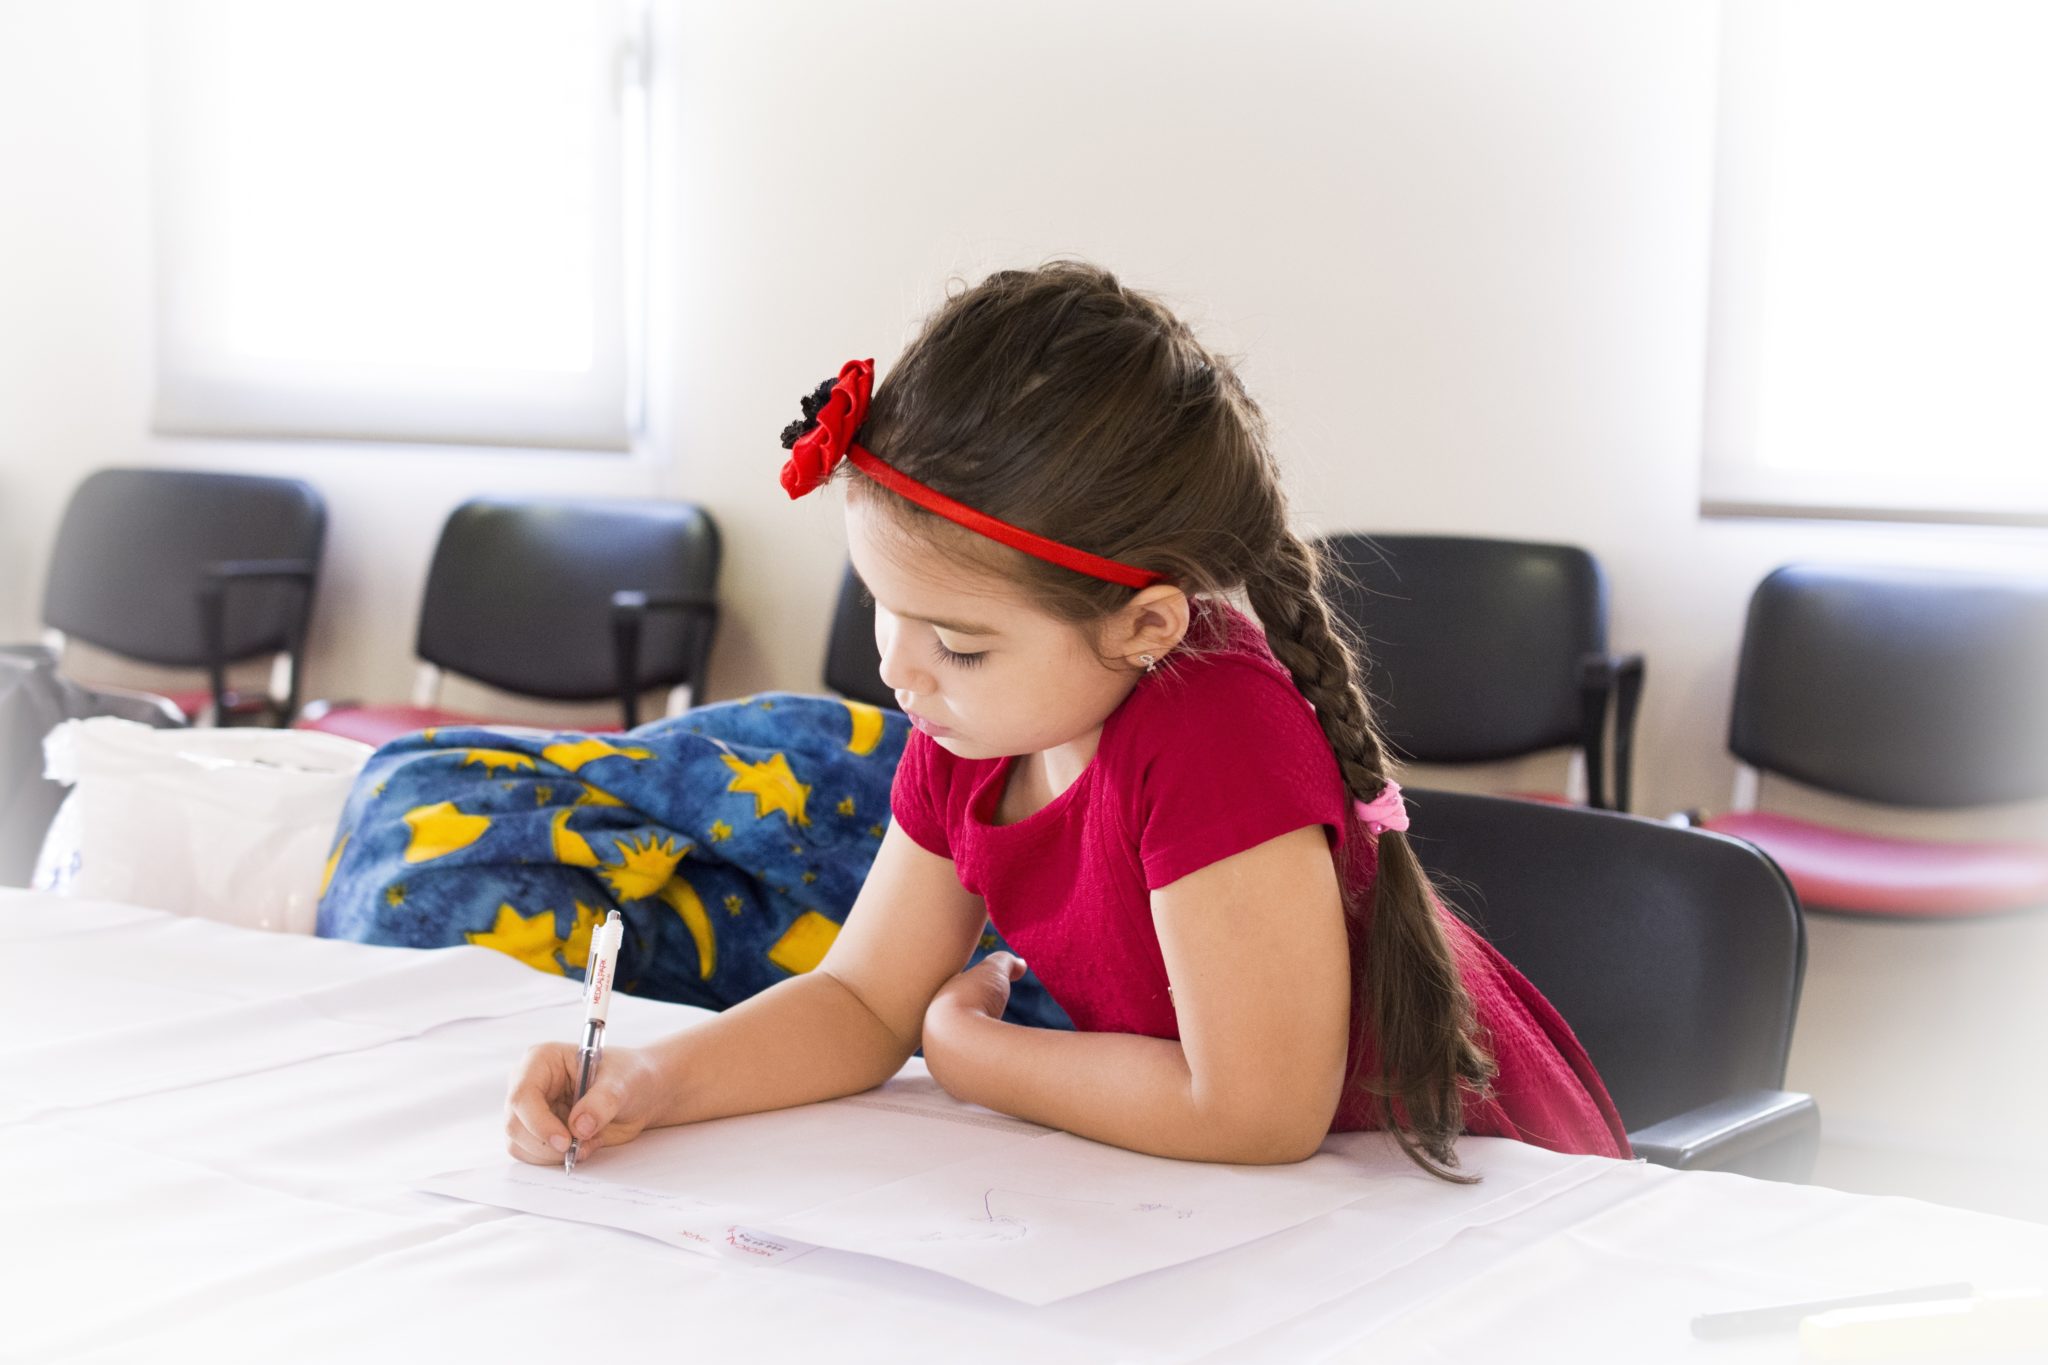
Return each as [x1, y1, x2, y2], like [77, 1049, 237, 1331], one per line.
[845, 498, 1144, 762]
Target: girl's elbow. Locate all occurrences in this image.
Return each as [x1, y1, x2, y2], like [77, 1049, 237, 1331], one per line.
[1207, 1104, 1332, 1165]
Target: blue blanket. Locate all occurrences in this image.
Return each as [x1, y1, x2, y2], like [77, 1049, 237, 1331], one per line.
[315, 692, 1071, 1031]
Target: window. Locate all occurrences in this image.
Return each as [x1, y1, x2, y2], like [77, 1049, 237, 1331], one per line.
[1701, 0, 2048, 524]
[149, 0, 648, 451]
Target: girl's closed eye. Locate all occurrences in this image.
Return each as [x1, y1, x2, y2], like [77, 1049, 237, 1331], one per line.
[931, 639, 988, 668]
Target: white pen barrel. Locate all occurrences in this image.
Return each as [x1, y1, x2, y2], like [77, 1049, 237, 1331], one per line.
[583, 911, 625, 1024]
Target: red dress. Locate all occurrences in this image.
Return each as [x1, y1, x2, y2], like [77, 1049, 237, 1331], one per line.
[890, 598, 1631, 1160]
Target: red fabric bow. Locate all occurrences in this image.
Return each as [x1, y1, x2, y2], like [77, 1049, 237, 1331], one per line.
[781, 358, 874, 499]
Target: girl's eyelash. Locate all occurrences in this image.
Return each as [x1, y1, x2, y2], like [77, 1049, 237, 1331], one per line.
[931, 640, 987, 668]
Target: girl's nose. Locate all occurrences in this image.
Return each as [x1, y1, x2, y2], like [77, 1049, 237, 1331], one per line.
[874, 612, 935, 697]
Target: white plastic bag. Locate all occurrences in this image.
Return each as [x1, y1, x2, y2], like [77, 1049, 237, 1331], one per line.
[36, 719, 374, 933]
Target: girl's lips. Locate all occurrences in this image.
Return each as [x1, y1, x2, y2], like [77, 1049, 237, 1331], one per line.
[907, 712, 953, 738]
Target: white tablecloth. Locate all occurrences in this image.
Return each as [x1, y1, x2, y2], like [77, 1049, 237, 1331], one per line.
[4, 889, 2044, 1364]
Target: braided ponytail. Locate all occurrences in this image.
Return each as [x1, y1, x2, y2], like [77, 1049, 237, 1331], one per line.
[1243, 532, 1496, 1181]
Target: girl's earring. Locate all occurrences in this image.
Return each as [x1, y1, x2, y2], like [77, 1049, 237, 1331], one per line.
[1139, 653, 1157, 673]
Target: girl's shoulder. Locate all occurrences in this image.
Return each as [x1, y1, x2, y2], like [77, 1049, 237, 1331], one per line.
[1107, 597, 1353, 891]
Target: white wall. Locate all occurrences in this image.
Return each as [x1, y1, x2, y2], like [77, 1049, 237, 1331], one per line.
[5, 0, 2043, 822]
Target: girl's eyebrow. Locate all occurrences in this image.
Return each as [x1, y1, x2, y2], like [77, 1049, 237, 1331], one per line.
[850, 567, 999, 637]
[911, 613, 999, 637]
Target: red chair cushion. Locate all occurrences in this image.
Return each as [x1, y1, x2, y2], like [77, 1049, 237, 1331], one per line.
[296, 705, 499, 748]
[297, 704, 624, 748]
[1703, 810, 2048, 917]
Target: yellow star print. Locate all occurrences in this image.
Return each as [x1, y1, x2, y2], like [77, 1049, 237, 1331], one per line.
[836, 796, 856, 817]
[464, 902, 569, 975]
[767, 911, 840, 975]
[460, 749, 536, 775]
[402, 802, 491, 863]
[542, 737, 654, 773]
[723, 894, 743, 916]
[560, 902, 604, 969]
[709, 820, 733, 842]
[721, 752, 811, 826]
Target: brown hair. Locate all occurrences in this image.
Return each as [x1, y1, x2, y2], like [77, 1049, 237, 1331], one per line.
[840, 260, 1495, 1179]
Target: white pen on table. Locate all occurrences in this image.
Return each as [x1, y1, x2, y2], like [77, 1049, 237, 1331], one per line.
[565, 909, 624, 1173]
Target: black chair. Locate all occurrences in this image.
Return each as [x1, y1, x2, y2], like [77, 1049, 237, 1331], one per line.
[39, 468, 325, 726]
[1699, 564, 2048, 918]
[1315, 534, 1644, 811]
[823, 562, 895, 710]
[1404, 786, 1818, 1180]
[300, 497, 719, 746]
[0, 645, 185, 887]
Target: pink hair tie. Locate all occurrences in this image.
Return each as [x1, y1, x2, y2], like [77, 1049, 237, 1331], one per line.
[1354, 781, 1409, 836]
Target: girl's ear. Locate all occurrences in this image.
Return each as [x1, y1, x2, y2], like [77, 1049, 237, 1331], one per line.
[1109, 584, 1189, 667]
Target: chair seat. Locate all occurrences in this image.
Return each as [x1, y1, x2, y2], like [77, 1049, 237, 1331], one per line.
[80, 682, 255, 725]
[297, 703, 623, 748]
[1703, 810, 2048, 917]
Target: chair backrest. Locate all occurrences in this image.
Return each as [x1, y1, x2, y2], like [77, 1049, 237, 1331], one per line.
[1314, 534, 1608, 763]
[1403, 787, 1805, 1132]
[416, 497, 720, 702]
[823, 562, 895, 710]
[41, 468, 326, 667]
[1730, 564, 2048, 809]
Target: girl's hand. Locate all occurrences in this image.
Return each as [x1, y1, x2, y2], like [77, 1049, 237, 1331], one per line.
[503, 1042, 663, 1165]
[924, 952, 1028, 1031]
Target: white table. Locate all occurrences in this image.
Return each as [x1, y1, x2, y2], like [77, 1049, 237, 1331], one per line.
[4, 889, 2044, 1364]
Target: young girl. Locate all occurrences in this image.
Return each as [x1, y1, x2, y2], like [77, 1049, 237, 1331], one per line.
[504, 261, 1629, 1178]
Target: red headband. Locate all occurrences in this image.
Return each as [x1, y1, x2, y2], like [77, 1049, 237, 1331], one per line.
[780, 359, 1167, 591]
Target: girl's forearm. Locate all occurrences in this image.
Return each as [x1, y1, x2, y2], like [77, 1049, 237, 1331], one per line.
[640, 969, 912, 1128]
[923, 1010, 1325, 1164]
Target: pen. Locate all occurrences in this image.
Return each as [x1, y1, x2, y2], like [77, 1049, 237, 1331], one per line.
[565, 909, 624, 1174]
[1691, 1281, 1974, 1339]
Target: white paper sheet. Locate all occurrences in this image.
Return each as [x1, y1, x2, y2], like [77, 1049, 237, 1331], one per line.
[420, 1069, 1486, 1304]
[422, 1072, 1052, 1266]
[756, 1129, 1439, 1305]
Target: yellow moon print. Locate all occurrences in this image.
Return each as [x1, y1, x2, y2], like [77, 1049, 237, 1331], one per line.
[657, 876, 716, 979]
[843, 700, 886, 756]
[402, 802, 491, 863]
[320, 834, 349, 897]
[550, 809, 599, 867]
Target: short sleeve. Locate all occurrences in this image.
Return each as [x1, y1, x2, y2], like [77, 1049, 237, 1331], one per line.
[1131, 659, 1349, 890]
[888, 728, 954, 859]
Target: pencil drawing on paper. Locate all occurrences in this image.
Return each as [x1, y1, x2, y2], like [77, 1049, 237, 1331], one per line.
[916, 1187, 1119, 1244]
